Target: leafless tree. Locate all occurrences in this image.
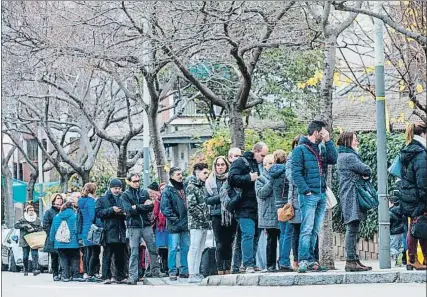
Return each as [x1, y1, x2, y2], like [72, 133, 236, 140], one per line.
[1, 144, 16, 227]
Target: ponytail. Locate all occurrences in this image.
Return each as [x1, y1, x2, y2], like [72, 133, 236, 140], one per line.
[406, 122, 427, 145]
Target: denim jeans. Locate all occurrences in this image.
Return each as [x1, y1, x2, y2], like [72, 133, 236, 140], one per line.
[345, 220, 360, 260]
[390, 233, 404, 258]
[238, 218, 258, 268]
[168, 231, 190, 275]
[256, 229, 267, 270]
[22, 246, 39, 271]
[188, 229, 207, 275]
[298, 193, 327, 263]
[58, 248, 80, 279]
[278, 221, 293, 268]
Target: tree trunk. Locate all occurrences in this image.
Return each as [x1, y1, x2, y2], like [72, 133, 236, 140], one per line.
[27, 169, 38, 202]
[117, 144, 128, 179]
[148, 112, 168, 182]
[79, 170, 90, 186]
[230, 109, 245, 149]
[319, 33, 337, 270]
[2, 167, 15, 227]
[60, 172, 71, 193]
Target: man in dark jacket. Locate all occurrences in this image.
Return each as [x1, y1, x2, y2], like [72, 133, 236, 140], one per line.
[160, 167, 190, 281]
[95, 179, 127, 284]
[121, 174, 164, 285]
[228, 142, 268, 273]
[291, 120, 337, 273]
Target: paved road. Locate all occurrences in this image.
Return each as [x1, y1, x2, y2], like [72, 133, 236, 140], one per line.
[1, 272, 425, 297]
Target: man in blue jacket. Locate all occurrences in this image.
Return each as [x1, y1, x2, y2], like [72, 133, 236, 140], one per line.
[291, 121, 337, 273]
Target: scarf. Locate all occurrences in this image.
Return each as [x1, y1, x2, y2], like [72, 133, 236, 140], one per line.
[337, 145, 361, 159]
[24, 212, 37, 223]
[170, 179, 184, 191]
[206, 156, 229, 196]
[414, 135, 426, 148]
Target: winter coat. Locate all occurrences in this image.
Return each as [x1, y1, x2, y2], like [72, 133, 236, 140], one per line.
[389, 205, 405, 235]
[42, 207, 60, 253]
[77, 196, 102, 246]
[228, 152, 260, 221]
[49, 208, 79, 249]
[255, 170, 277, 229]
[160, 182, 188, 234]
[398, 139, 427, 218]
[269, 163, 288, 210]
[121, 188, 153, 229]
[337, 146, 372, 224]
[14, 216, 43, 248]
[286, 153, 301, 224]
[205, 178, 226, 217]
[153, 191, 167, 231]
[186, 176, 211, 230]
[292, 137, 338, 195]
[95, 190, 127, 244]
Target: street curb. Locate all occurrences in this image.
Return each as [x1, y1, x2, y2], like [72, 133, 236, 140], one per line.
[196, 270, 426, 287]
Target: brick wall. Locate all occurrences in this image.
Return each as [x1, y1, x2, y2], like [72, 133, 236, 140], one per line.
[333, 232, 379, 260]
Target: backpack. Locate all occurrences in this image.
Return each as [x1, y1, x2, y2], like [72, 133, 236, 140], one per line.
[55, 220, 71, 243]
[199, 247, 218, 277]
[76, 199, 88, 235]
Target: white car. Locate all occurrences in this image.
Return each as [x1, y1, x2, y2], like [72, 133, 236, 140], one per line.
[1, 228, 49, 272]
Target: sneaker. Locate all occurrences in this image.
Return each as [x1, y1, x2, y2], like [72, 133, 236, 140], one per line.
[308, 262, 328, 272]
[196, 274, 205, 280]
[71, 277, 86, 282]
[245, 267, 255, 273]
[169, 275, 178, 281]
[151, 270, 167, 278]
[126, 280, 138, 285]
[179, 273, 189, 279]
[297, 261, 308, 273]
[33, 270, 41, 276]
[62, 278, 70, 282]
[279, 266, 293, 272]
[103, 279, 112, 285]
[254, 266, 261, 272]
[24, 272, 29, 276]
[53, 275, 61, 281]
[267, 267, 278, 273]
[83, 273, 89, 279]
[117, 278, 127, 284]
[231, 270, 240, 274]
[111, 278, 117, 284]
[188, 275, 201, 283]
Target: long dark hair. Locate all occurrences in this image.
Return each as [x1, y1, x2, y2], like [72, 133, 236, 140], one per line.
[337, 132, 355, 148]
[61, 201, 74, 212]
[405, 122, 426, 145]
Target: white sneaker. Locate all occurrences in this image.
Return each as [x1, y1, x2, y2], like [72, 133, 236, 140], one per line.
[246, 267, 255, 273]
[188, 275, 201, 283]
[83, 273, 88, 279]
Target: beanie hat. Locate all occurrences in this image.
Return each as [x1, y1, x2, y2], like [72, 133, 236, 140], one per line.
[147, 182, 160, 191]
[25, 204, 34, 212]
[109, 178, 123, 189]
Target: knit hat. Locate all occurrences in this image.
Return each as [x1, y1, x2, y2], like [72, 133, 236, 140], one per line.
[25, 204, 34, 212]
[109, 178, 123, 189]
[147, 182, 159, 191]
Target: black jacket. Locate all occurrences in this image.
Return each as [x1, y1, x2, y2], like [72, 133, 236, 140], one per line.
[160, 183, 188, 234]
[42, 207, 60, 253]
[96, 190, 127, 244]
[389, 205, 405, 235]
[228, 152, 260, 221]
[205, 178, 225, 217]
[398, 140, 427, 217]
[121, 187, 153, 228]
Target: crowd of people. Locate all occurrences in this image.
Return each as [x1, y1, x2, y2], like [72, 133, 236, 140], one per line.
[14, 120, 427, 284]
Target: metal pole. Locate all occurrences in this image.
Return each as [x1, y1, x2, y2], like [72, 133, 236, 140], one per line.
[374, 1, 390, 269]
[142, 12, 151, 190]
[37, 124, 44, 220]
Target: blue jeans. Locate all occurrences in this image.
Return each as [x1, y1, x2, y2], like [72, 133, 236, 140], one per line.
[238, 218, 257, 268]
[168, 231, 190, 275]
[278, 221, 293, 267]
[298, 193, 327, 263]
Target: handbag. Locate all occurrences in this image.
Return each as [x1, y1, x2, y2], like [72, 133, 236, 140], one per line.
[155, 229, 168, 248]
[278, 177, 294, 222]
[326, 186, 337, 210]
[355, 180, 378, 212]
[388, 155, 402, 178]
[24, 231, 46, 249]
[410, 214, 427, 240]
[87, 224, 105, 245]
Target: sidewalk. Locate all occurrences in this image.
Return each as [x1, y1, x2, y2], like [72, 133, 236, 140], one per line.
[144, 261, 426, 287]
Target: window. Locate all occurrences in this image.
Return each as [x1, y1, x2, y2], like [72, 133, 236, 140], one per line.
[13, 162, 23, 180]
[26, 139, 38, 161]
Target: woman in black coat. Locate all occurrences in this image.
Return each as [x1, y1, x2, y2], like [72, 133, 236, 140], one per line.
[43, 193, 64, 281]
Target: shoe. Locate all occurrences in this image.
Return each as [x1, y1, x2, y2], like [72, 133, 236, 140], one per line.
[267, 267, 278, 273]
[24, 271, 29, 276]
[231, 270, 240, 274]
[144, 271, 152, 278]
[308, 262, 328, 272]
[62, 278, 70, 282]
[345, 260, 368, 272]
[297, 261, 308, 273]
[188, 275, 201, 283]
[179, 273, 189, 278]
[169, 275, 178, 281]
[151, 270, 167, 278]
[357, 260, 372, 271]
[217, 270, 224, 275]
[254, 266, 261, 272]
[33, 270, 41, 276]
[239, 267, 246, 273]
[111, 278, 117, 284]
[126, 280, 138, 285]
[402, 252, 407, 265]
[196, 274, 205, 280]
[407, 260, 427, 270]
[117, 278, 127, 284]
[71, 277, 86, 282]
[245, 267, 255, 274]
[261, 269, 268, 273]
[83, 273, 89, 279]
[224, 270, 231, 275]
[279, 266, 293, 272]
[53, 275, 61, 281]
[103, 279, 112, 285]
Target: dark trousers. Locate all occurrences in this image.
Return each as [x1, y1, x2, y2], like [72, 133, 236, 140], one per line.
[266, 228, 280, 268]
[212, 216, 237, 271]
[345, 220, 360, 260]
[84, 245, 101, 276]
[50, 252, 60, 276]
[22, 246, 39, 271]
[58, 248, 80, 279]
[102, 243, 126, 281]
[292, 223, 319, 262]
[407, 217, 427, 263]
[159, 248, 168, 273]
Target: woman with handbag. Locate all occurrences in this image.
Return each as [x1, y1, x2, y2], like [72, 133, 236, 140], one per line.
[14, 204, 43, 276]
[398, 122, 427, 270]
[43, 193, 64, 281]
[152, 182, 169, 274]
[337, 132, 373, 272]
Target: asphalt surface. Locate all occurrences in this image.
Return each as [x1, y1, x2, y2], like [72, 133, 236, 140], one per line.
[1, 271, 426, 297]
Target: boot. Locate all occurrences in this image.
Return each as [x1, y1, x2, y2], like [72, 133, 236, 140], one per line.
[345, 260, 368, 272]
[407, 255, 427, 270]
[356, 260, 372, 271]
[224, 270, 231, 275]
[217, 270, 224, 275]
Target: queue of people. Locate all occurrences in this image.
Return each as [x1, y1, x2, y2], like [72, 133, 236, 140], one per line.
[13, 120, 427, 284]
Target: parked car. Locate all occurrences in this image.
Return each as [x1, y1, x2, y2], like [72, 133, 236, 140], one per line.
[1, 228, 48, 272]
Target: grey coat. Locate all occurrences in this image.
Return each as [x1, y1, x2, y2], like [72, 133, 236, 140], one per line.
[337, 147, 372, 224]
[255, 170, 278, 229]
[286, 153, 301, 224]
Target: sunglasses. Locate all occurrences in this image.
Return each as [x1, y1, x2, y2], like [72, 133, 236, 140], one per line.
[233, 154, 241, 158]
[216, 163, 226, 167]
[131, 180, 140, 183]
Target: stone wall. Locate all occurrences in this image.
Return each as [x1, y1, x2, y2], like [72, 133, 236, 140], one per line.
[333, 232, 379, 260]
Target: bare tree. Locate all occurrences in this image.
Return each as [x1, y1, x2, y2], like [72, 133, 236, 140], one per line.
[1, 143, 16, 227]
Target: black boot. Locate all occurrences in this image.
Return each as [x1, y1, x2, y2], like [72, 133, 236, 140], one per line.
[23, 259, 29, 276]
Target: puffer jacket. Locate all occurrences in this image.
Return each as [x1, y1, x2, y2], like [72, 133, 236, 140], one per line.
[160, 182, 188, 234]
[228, 152, 260, 221]
[291, 137, 337, 195]
[269, 163, 288, 210]
[205, 178, 226, 217]
[389, 204, 405, 235]
[286, 153, 301, 224]
[186, 176, 211, 230]
[49, 208, 79, 249]
[43, 206, 60, 253]
[255, 170, 277, 229]
[121, 187, 153, 229]
[14, 216, 43, 248]
[398, 139, 427, 217]
[77, 196, 102, 246]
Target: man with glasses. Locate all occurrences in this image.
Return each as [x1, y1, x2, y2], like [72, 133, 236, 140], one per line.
[121, 173, 165, 285]
[228, 142, 268, 273]
[160, 167, 190, 281]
